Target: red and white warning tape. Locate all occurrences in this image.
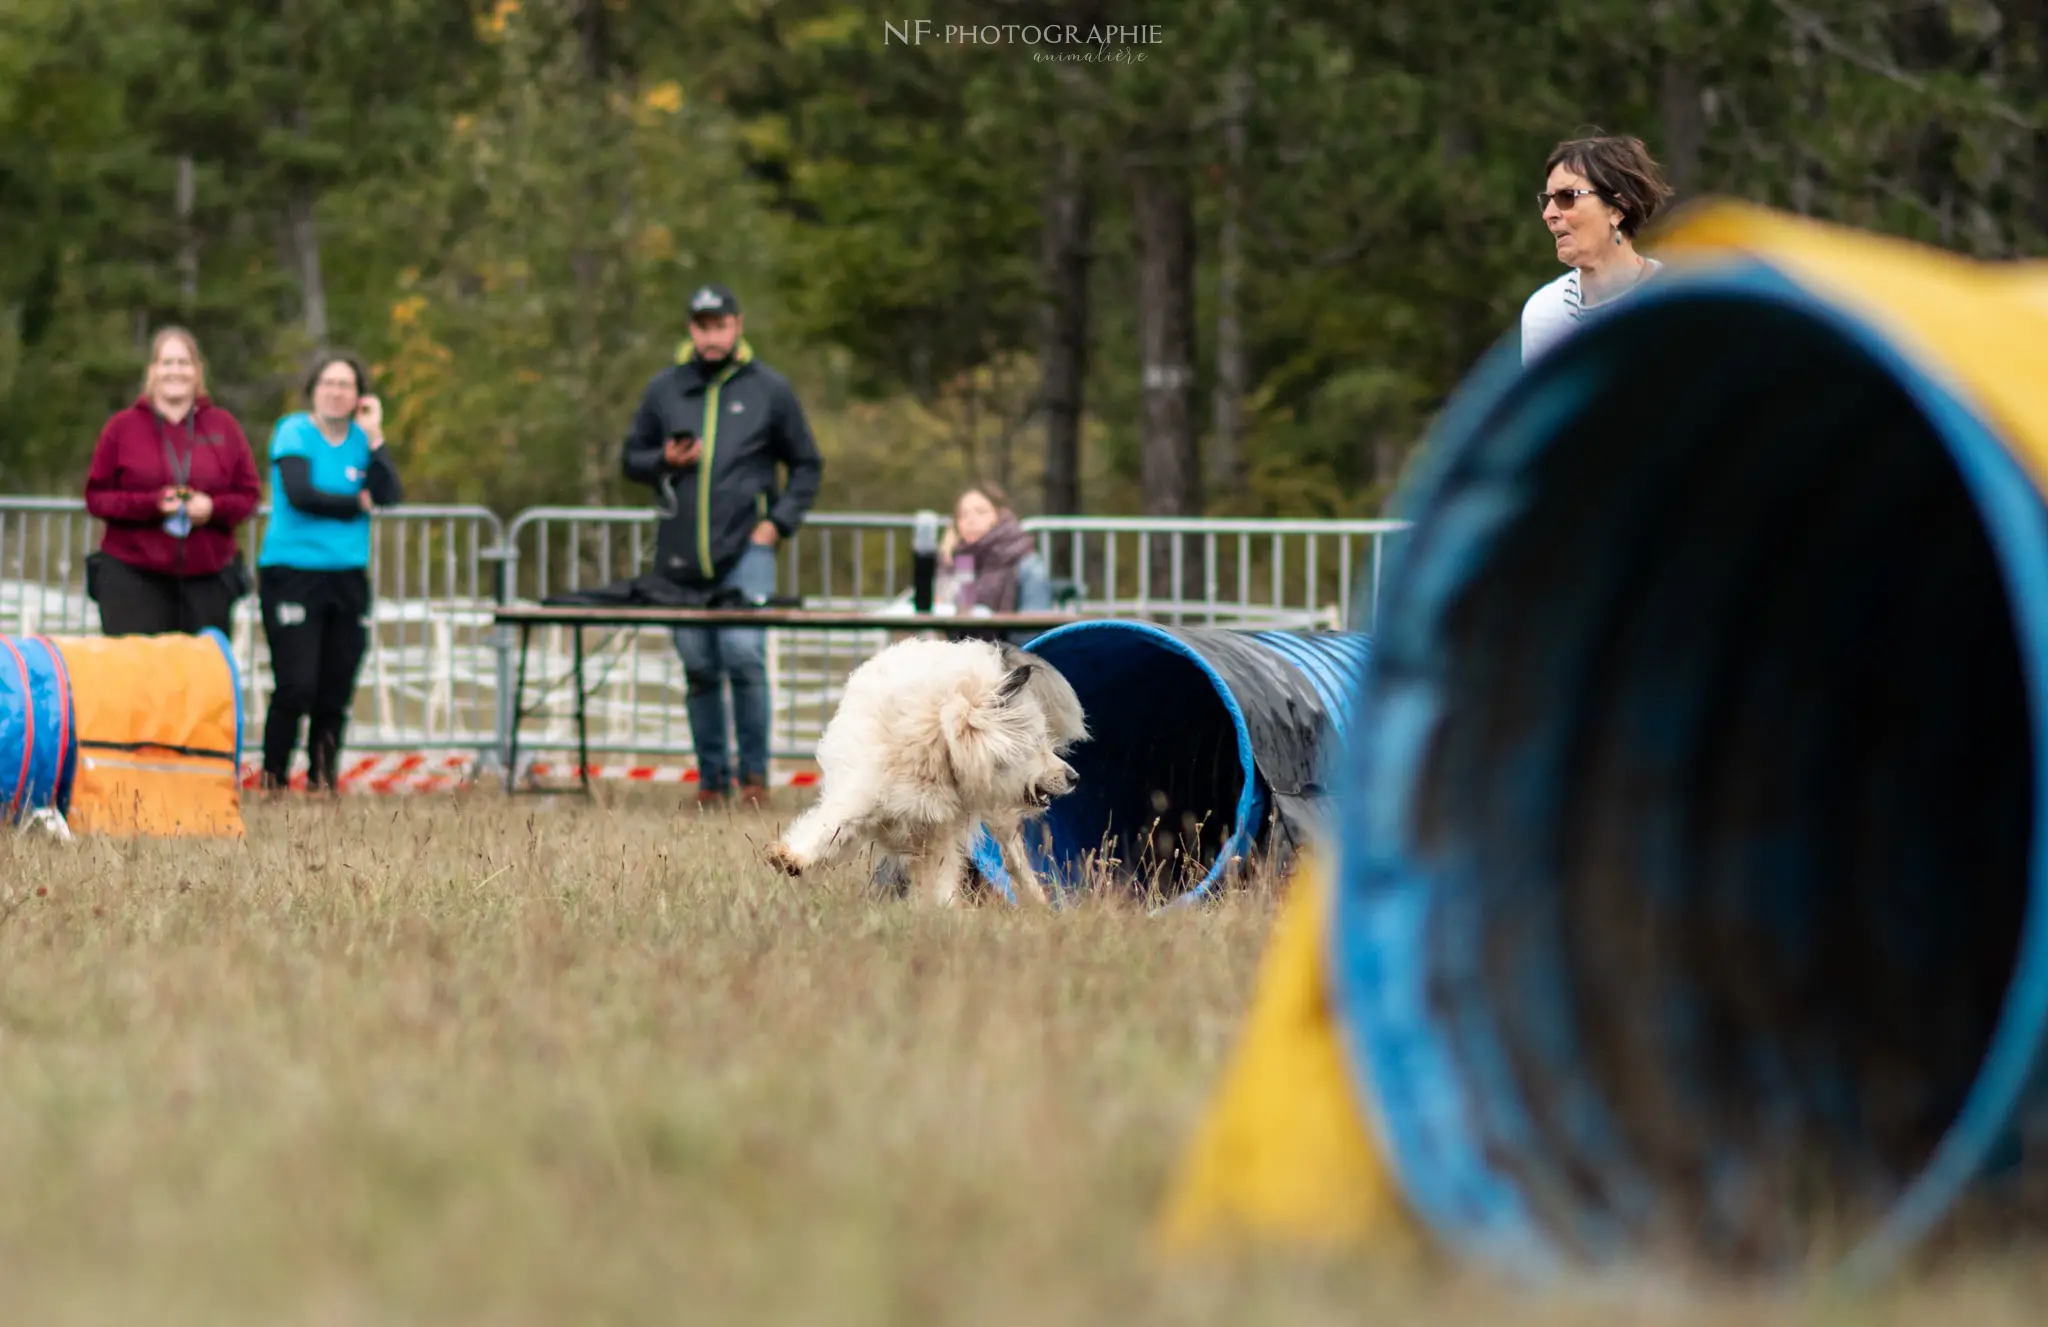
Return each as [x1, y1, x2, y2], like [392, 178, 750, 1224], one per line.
[522, 763, 819, 787]
[237, 751, 819, 794]
[237, 752, 473, 795]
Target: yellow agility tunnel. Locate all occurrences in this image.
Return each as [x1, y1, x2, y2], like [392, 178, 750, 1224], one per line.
[1161, 199, 2048, 1284]
[0, 628, 245, 838]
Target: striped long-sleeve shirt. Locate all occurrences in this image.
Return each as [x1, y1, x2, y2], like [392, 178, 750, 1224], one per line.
[1520, 259, 1664, 365]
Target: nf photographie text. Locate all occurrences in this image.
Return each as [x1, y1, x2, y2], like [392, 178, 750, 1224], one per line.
[883, 21, 1164, 46]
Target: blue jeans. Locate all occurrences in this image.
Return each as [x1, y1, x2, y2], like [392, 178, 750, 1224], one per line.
[672, 543, 775, 792]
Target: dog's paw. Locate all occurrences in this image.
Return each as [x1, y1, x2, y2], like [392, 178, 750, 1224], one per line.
[762, 841, 805, 876]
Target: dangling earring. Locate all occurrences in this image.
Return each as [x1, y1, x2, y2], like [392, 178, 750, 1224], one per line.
[1613, 221, 1623, 245]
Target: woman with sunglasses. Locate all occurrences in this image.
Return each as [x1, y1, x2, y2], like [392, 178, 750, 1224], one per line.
[1522, 133, 1676, 364]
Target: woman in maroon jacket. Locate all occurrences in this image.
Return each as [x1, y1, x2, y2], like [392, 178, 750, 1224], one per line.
[83, 326, 262, 636]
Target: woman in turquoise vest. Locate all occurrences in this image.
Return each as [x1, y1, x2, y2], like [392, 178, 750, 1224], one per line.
[256, 352, 403, 793]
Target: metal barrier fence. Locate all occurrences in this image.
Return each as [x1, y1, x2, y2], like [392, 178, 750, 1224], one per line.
[0, 497, 508, 759]
[1016, 514, 1402, 631]
[1, 496, 1408, 770]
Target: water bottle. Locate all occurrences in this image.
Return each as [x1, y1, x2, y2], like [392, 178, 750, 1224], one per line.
[911, 509, 940, 612]
[943, 552, 974, 616]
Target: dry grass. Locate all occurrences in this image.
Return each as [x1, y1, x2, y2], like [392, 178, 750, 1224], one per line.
[0, 791, 2043, 1325]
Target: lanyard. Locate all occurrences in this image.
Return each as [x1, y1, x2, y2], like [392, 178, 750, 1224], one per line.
[157, 408, 197, 489]
[154, 408, 200, 543]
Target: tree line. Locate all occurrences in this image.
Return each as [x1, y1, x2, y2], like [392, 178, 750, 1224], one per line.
[2, 0, 2042, 520]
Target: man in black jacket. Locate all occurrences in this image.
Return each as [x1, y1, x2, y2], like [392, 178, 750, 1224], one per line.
[621, 283, 824, 807]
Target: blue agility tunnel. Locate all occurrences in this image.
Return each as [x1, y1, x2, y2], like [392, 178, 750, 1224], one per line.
[0, 635, 79, 825]
[972, 621, 1371, 904]
[1329, 215, 2048, 1283]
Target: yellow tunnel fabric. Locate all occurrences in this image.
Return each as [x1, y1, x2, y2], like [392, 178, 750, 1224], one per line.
[49, 632, 245, 839]
[1649, 199, 2048, 494]
[1155, 852, 1415, 1253]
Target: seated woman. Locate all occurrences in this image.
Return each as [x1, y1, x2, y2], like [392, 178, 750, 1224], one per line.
[943, 481, 1050, 615]
[255, 352, 403, 793]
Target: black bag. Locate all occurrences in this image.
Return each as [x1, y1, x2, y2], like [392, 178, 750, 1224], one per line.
[221, 552, 254, 602]
[83, 549, 109, 604]
[540, 570, 800, 611]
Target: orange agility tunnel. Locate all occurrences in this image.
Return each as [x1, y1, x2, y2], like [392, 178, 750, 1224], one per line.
[1, 628, 245, 838]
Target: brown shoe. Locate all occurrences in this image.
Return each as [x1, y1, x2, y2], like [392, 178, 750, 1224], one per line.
[738, 780, 771, 809]
[696, 787, 728, 809]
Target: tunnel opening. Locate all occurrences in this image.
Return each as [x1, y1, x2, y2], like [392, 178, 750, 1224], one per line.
[989, 623, 1264, 901]
[969, 623, 1372, 904]
[1333, 272, 2047, 1276]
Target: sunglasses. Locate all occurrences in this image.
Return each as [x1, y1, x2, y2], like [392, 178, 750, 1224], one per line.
[1538, 187, 1604, 211]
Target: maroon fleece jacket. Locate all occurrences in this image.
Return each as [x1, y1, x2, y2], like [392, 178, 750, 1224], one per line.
[84, 395, 262, 577]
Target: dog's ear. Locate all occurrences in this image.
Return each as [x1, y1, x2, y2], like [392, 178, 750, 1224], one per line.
[939, 687, 990, 760]
[996, 662, 1035, 704]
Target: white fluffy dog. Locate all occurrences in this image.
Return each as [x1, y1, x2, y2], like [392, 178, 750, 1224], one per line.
[762, 637, 1088, 906]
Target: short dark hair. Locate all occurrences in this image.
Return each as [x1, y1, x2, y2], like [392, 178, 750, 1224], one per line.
[1543, 132, 1675, 238]
[303, 350, 371, 402]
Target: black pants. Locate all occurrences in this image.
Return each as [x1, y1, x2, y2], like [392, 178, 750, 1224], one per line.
[94, 555, 236, 637]
[258, 566, 371, 791]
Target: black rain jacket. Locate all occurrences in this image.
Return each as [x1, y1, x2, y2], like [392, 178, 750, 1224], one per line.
[619, 339, 824, 586]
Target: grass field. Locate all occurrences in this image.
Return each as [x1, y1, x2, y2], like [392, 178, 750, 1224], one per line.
[1, 792, 2044, 1325]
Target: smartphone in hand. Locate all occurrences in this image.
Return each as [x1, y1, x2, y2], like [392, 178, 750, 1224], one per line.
[663, 431, 703, 468]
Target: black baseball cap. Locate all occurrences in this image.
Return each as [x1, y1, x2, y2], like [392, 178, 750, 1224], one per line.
[687, 283, 740, 318]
